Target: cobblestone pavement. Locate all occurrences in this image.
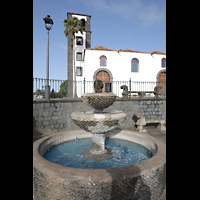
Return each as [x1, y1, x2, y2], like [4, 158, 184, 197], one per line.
[126, 125, 166, 200]
[33, 125, 166, 200]
[125, 125, 166, 143]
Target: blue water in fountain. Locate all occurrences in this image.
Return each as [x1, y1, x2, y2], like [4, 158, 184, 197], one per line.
[44, 138, 152, 169]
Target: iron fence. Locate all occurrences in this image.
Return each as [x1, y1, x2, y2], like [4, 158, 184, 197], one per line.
[33, 78, 66, 99]
[33, 77, 166, 99]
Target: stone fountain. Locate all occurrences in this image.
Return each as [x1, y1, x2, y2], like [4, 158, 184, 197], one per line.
[71, 80, 126, 156]
[33, 80, 166, 200]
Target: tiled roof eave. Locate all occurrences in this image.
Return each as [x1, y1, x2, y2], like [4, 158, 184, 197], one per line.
[86, 46, 166, 55]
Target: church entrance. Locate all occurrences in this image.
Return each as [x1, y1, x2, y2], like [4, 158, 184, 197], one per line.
[96, 70, 111, 92]
[158, 72, 166, 93]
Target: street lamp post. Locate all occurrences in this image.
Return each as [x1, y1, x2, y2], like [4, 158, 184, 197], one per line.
[43, 15, 53, 100]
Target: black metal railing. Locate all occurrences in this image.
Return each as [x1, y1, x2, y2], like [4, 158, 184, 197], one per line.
[33, 78, 66, 99]
[33, 77, 166, 99]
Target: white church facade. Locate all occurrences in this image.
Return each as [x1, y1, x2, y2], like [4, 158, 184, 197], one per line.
[67, 13, 166, 97]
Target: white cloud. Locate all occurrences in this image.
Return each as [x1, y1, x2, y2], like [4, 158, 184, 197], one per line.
[55, 42, 67, 51]
[138, 4, 165, 26]
[82, 0, 165, 26]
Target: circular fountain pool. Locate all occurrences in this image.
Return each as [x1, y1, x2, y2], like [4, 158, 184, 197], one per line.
[33, 129, 166, 200]
[44, 138, 152, 169]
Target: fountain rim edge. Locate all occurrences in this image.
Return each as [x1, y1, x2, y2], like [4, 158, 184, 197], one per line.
[33, 129, 166, 182]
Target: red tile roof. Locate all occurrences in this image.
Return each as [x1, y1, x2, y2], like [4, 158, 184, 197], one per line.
[89, 46, 166, 55]
[150, 50, 166, 55]
[121, 49, 148, 53]
[90, 45, 113, 51]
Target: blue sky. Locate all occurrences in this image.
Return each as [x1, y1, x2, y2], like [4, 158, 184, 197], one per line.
[33, 0, 166, 80]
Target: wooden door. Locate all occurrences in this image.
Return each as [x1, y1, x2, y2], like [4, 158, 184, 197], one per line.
[158, 72, 166, 93]
[96, 71, 110, 92]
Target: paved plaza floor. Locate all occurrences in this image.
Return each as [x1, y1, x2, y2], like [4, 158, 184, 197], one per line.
[126, 125, 166, 143]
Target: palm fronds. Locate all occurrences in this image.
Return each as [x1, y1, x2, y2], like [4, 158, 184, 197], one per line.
[63, 17, 85, 37]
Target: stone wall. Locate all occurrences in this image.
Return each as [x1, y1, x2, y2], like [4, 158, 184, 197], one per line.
[33, 99, 90, 135]
[33, 97, 166, 136]
[138, 100, 166, 119]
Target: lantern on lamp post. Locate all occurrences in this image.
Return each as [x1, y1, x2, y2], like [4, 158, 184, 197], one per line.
[43, 15, 53, 100]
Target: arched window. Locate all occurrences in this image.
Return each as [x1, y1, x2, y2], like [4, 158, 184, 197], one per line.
[131, 58, 139, 72]
[100, 55, 107, 66]
[161, 58, 166, 68]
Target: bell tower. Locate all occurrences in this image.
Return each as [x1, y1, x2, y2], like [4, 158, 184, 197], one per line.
[67, 12, 91, 97]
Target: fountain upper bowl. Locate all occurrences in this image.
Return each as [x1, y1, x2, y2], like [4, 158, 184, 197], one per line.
[81, 92, 116, 112]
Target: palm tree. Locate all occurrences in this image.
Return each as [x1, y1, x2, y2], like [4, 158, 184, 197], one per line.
[63, 17, 85, 97]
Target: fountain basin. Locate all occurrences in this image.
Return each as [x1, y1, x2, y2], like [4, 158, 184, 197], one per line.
[33, 129, 166, 200]
[81, 92, 116, 112]
[44, 137, 152, 167]
[71, 110, 127, 134]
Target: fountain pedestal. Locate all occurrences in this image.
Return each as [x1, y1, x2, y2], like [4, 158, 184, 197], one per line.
[91, 134, 106, 154]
